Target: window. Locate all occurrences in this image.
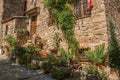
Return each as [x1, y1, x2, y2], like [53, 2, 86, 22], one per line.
[5, 25, 8, 35]
[72, 0, 93, 18]
[48, 0, 94, 25]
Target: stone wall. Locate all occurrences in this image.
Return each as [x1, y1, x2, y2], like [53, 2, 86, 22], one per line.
[27, 0, 108, 51]
[75, 0, 108, 50]
[2, 0, 26, 21]
[2, 19, 16, 38]
[0, 0, 3, 22]
[105, 0, 120, 45]
[0, 0, 118, 52]
[1, 16, 27, 55]
[0, 0, 3, 38]
[105, 1, 120, 79]
[2, 16, 27, 38]
[35, 0, 57, 50]
[26, 0, 36, 11]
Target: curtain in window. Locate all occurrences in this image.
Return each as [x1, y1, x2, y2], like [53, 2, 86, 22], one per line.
[87, 0, 94, 10]
[73, 0, 94, 18]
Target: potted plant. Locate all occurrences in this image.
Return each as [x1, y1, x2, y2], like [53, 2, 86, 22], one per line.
[85, 44, 109, 80]
[85, 65, 99, 80]
[58, 48, 73, 76]
[85, 44, 108, 66]
[40, 54, 60, 73]
[99, 70, 108, 80]
[41, 61, 53, 73]
[51, 69, 66, 80]
[85, 44, 108, 70]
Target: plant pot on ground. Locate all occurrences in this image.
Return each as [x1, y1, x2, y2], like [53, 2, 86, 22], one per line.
[41, 61, 53, 73]
[85, 65, 99, 80]
[51, 69, 66, 80]
[85, 44, 108, 65]
[99, 70, 108, 80]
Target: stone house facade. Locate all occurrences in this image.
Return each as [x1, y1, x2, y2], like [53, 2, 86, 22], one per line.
[0, 0, 120, 54]
[1, 0, 26, 38]
[0, 0, 120, 79]
[26, 0, 109, 51]
[0, 0, 26, 54]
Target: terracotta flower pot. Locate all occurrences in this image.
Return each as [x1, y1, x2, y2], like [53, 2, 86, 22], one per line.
[40, 50, 47, 57]
[56, 52, 61, 57]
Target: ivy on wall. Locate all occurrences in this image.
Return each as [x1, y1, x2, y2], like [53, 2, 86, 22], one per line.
[44, 0, 79, 55]
[109, 21, 120, 70]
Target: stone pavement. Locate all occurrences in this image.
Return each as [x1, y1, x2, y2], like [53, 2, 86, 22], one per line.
[0, 55, 82, 80]
[0, 55, 55, 80]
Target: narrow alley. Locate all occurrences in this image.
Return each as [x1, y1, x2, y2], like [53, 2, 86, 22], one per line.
[0, 55, 54, 80]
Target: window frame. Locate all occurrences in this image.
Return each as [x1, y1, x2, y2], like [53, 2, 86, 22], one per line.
[72, 0, 91, 19]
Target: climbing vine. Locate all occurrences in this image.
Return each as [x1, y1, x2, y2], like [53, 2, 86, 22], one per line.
[109, 21, 120, 70]
[44, 0, 79, 55]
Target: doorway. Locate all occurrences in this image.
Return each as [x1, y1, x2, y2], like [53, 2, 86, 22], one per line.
[31, 15, 37, 37]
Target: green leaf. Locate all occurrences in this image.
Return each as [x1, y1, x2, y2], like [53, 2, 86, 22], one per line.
[85, 44, 108, 64]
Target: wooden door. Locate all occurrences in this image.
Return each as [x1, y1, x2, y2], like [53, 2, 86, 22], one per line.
[31, 16, 37, 37]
